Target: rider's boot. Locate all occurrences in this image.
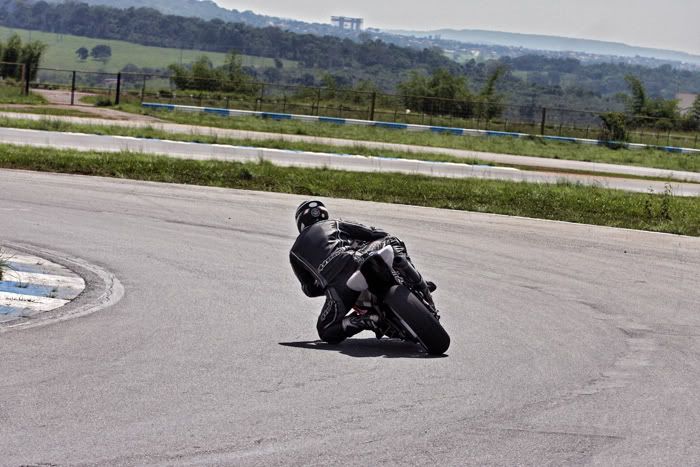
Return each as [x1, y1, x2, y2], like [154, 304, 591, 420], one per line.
[342, 313, 382, 339]
[393, 256, 436, 306]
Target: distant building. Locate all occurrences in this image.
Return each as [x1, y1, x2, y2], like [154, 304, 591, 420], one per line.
[676, 93, 698, 114]
[331, 16, 363, 31]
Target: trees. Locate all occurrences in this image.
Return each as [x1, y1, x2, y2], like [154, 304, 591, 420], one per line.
[599, 112, 628, 142]
[624, 75, 647, 115]
[220, 50, 249, 91]
[691, 95, 700, 123]
[0, 0, 458, 75]
[477, 65, 507, 120]
[623, 75, 680, 129]
[398, 68, 472, 116]
[1, 35, 22, 78]
[19, 41, 46, 80]
[397, 67, 506, 119]
[0, 34, 46, 80]
[683, 94, 700, 131]
[168, 52, 254, 93]
[168, 56, 216, 91]
[76, 47, 89, 60]
[90, 44, 112, 62]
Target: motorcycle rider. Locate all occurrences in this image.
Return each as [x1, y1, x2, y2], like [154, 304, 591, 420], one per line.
[290, 200, 435, 344]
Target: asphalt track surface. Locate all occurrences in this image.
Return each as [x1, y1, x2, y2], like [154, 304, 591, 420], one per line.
[2, 111, 700, 184]
[1, 169, 699, 466]
[1, 127, 700, 197]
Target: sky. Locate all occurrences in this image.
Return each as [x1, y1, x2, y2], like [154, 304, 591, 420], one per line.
[214, 0, 700, 56]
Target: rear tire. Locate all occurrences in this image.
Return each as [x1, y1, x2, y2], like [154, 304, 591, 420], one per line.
[384, 285, 450, 355]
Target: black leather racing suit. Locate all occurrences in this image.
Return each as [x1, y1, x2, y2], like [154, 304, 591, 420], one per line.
[290, 219, 410, 344]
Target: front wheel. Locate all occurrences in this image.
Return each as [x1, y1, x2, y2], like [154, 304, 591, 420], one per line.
[384, 285, 450, 355]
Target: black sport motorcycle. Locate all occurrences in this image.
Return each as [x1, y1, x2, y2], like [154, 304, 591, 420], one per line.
[346, 245, 450, 355]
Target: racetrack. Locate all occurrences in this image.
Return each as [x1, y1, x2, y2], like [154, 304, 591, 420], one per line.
[1, 169, 699, 465]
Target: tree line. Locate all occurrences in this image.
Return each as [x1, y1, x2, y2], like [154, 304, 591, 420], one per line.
[75, 44, 112, 62]
[0, 0, 457, 73]
[167, 52, 256, 93]
[598, 75, 700, 140]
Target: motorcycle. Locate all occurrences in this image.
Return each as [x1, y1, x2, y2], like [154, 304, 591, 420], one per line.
[346, 245, 450, 355]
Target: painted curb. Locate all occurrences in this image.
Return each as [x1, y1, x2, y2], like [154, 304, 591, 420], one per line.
[0, 243, 124, 332]
[142, 103, 700, 156]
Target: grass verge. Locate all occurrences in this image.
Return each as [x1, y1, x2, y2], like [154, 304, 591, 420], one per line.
[0, 144, 697, 236]
[0, 116, 489, 165]
[114, 105, 700, 174]
[0, 106, 98, 118]
[0, 117, 693, 182]
[0, 86, 46, 105]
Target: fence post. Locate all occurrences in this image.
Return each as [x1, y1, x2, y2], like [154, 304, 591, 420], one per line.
[315, 88, 321, 116]
[24, 65, 31, 96]
[259, 83, 265, 111]
[19, 64, 25, 88]
[70, 71, 76, 105]
[140, 75, 147, 103]
[115, 72, 122, 105]
[369, 92, 376, 121]
[540, 107, 547, 135]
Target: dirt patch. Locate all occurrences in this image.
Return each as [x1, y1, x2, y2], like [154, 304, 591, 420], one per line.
[13, 89, 163, 122]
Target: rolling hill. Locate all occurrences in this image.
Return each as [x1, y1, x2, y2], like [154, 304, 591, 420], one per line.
[0, 26, 295, 73]
[391, 29, 700, 67]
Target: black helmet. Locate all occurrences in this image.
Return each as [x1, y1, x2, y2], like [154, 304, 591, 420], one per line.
[295, 200, 329, 232]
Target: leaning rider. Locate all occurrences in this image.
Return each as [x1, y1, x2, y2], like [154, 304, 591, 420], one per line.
[289, 200, 435, 344]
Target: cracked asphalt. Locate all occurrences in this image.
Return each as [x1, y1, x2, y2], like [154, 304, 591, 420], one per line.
[0, 169, 699, 466]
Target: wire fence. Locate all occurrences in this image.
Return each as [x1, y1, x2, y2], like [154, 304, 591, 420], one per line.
[1, 64, 699, 149]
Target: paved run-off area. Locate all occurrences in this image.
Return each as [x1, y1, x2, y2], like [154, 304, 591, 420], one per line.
[0, 247, 85, 324]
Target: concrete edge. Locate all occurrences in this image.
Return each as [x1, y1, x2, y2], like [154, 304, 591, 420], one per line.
[0, 242, 124, 332]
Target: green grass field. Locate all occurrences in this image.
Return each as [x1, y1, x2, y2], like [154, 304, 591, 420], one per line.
[0, 26, 298, 73]
[0, 144, 696, 236]
[0, 106, 97, 117]
[0, 85, 45, 104]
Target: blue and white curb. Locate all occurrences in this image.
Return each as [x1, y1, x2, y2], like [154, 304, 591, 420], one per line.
[0, 248, 86, 324]
[142, 103, 700, 156]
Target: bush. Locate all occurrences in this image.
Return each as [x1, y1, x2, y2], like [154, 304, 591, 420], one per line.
[599, 112, 628, 142]
[654, 118, 674, 131]
[94, 97, 114, 107]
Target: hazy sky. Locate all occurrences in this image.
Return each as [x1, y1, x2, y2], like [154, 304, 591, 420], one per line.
[215, 0, 700, 55]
